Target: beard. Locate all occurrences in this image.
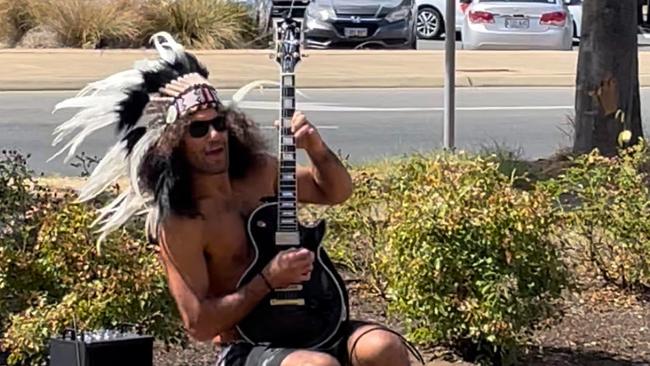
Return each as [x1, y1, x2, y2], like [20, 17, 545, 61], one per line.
[194, 148, 229, 176]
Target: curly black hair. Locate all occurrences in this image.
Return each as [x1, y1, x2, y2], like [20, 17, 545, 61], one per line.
[139, 105, 269, 220]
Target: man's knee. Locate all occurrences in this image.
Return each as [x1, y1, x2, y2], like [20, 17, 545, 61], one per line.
[348, 327, 409, 366]
[281, 350, 341, 366]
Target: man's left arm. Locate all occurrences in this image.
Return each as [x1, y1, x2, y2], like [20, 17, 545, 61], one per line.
[288, 111, 353, 205]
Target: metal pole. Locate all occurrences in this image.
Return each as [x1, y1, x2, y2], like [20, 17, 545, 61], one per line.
[444, 0, 456, 150]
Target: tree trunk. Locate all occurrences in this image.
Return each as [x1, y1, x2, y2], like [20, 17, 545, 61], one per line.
[573, 0, 643, 156]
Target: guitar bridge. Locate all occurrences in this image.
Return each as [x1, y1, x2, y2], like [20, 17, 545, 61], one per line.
[270, 298, 305, 306]
[275, 232, 300, 246]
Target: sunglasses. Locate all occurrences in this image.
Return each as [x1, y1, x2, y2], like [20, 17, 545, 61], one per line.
[188, 116, 227, 138]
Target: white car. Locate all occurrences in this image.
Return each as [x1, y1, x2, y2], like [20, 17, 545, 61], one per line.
[415, 0, 470, 39]
[566, 0, 582, 38]
[415, 0, 579, 40]
[461, 0, 573, 50]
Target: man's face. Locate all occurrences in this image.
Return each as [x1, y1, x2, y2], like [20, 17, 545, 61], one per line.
[181, 108, 229, 175]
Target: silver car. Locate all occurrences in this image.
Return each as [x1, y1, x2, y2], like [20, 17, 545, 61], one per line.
[461, 0, 573, 50]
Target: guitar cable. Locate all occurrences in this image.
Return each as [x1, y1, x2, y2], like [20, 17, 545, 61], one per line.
[346, 322, 425, 366]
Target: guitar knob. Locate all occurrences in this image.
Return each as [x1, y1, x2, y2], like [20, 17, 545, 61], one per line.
[257, 220, 267, 228]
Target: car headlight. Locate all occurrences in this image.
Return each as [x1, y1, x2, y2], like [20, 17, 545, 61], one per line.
[305, 5, 333, 21]
[386, 6, 410, 23]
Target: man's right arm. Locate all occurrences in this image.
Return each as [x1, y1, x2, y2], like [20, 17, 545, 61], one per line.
[157, 216, 271, 342]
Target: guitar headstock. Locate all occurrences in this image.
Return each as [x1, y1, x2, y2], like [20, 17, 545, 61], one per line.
[274, 17, 303, 72]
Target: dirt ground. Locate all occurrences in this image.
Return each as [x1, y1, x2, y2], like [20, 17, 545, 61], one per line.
[153, 275, 650, 366]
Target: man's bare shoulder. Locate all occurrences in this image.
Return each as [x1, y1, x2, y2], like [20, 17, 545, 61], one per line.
[159, 214, 205, 251]
[239, 153, 277, 185]
[253, 153, 277, 174]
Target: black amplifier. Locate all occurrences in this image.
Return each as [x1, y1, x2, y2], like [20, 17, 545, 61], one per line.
[48, 328, 154, 366]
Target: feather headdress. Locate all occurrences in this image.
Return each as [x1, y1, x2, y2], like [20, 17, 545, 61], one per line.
[50, 32, 225, 248]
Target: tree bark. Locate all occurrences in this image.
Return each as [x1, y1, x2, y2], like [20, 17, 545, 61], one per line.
[573, 0, 643, 156]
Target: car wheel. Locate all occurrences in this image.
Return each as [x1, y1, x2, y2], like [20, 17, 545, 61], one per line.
[416, 6, 444, 40]
[573, 21, 578, 38]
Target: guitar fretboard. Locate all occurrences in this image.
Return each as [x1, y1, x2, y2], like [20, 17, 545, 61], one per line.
[277, 72, 298, 233]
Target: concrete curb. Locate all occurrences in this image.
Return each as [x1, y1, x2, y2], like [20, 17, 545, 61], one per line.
[1, 49, 649, 90]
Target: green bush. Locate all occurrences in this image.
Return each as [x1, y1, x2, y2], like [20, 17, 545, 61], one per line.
[324, 153, 569, 364]
[0, 152, 184, 366]
[141, 0, 257, 49]
[543, 144, 650, 290]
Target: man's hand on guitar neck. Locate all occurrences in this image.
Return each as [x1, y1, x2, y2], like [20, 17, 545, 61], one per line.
[275, 111, 354, 205]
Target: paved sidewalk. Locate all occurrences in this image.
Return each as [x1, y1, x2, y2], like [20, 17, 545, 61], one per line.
[2, 49, 650, 90]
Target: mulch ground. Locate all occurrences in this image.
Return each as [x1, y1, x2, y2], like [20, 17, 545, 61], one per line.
[153, 273, 650, 366]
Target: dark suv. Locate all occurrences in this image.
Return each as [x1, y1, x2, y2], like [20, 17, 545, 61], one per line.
[302, 0, 416, 49]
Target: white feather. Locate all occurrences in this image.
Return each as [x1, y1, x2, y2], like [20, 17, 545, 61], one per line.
[76, 140, 128, 202]
[77, 69, 143, 97]
[51, 103, 122, 146]
[128, 126, 164, 199]
[145, 208, 159, 243]
[230, 80, 279, 107]
[53, 93, 127, 114]
[92, 188, 130, 227]
[151, 32, 184, 65]
[228, 80, 311, 108]
[95, 192, 149, 246]
[49, 113, 118, 163]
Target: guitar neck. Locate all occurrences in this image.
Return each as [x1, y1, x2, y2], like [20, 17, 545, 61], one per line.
[277, 72, 298, 233]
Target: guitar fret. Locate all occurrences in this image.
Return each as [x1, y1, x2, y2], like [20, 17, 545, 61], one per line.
[282, 152, 295, 161]
[283, 98, 294, 109]
[281, 211, 296, 217]
[280, 219, 297, 225]
[280, 191, 295, 198]
[283, 75, 294, 86]
[280, 202, 296, 208]
[281, 173, 296, 180]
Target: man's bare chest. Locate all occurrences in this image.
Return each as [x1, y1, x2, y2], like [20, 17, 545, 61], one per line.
[201, 193, 268, 292]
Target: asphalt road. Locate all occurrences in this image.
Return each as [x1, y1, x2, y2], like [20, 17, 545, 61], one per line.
[2, 87, 649, 176]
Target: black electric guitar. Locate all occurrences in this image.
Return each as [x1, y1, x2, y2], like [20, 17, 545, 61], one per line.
[235, 17, 349, 349]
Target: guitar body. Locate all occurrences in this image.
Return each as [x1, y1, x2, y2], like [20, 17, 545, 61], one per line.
[236, 199, 349, 349]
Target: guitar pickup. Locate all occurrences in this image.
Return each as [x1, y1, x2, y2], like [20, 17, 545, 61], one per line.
[275, 232, 300, 245]
[275, 284, 303, 292]
[270, 298, 305, 306]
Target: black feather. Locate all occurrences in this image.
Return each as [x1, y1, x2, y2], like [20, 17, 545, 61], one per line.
[142, 67, 180, 93]
[122, 126, 147, 156]
[184, 52, 210, 78]
[116, 89, 149, 133]
[169, 51, 210, 78]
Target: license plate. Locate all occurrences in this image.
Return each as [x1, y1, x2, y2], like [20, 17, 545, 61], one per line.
[505, 18, 529, 29]
[344, 27, 368, 37]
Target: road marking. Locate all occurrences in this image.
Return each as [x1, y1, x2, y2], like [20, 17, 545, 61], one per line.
[235, 100, 573, 112]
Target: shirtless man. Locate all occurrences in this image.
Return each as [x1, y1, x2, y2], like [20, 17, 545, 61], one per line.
[156, 106, 413, 366]
[49, 32, 413, 366]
